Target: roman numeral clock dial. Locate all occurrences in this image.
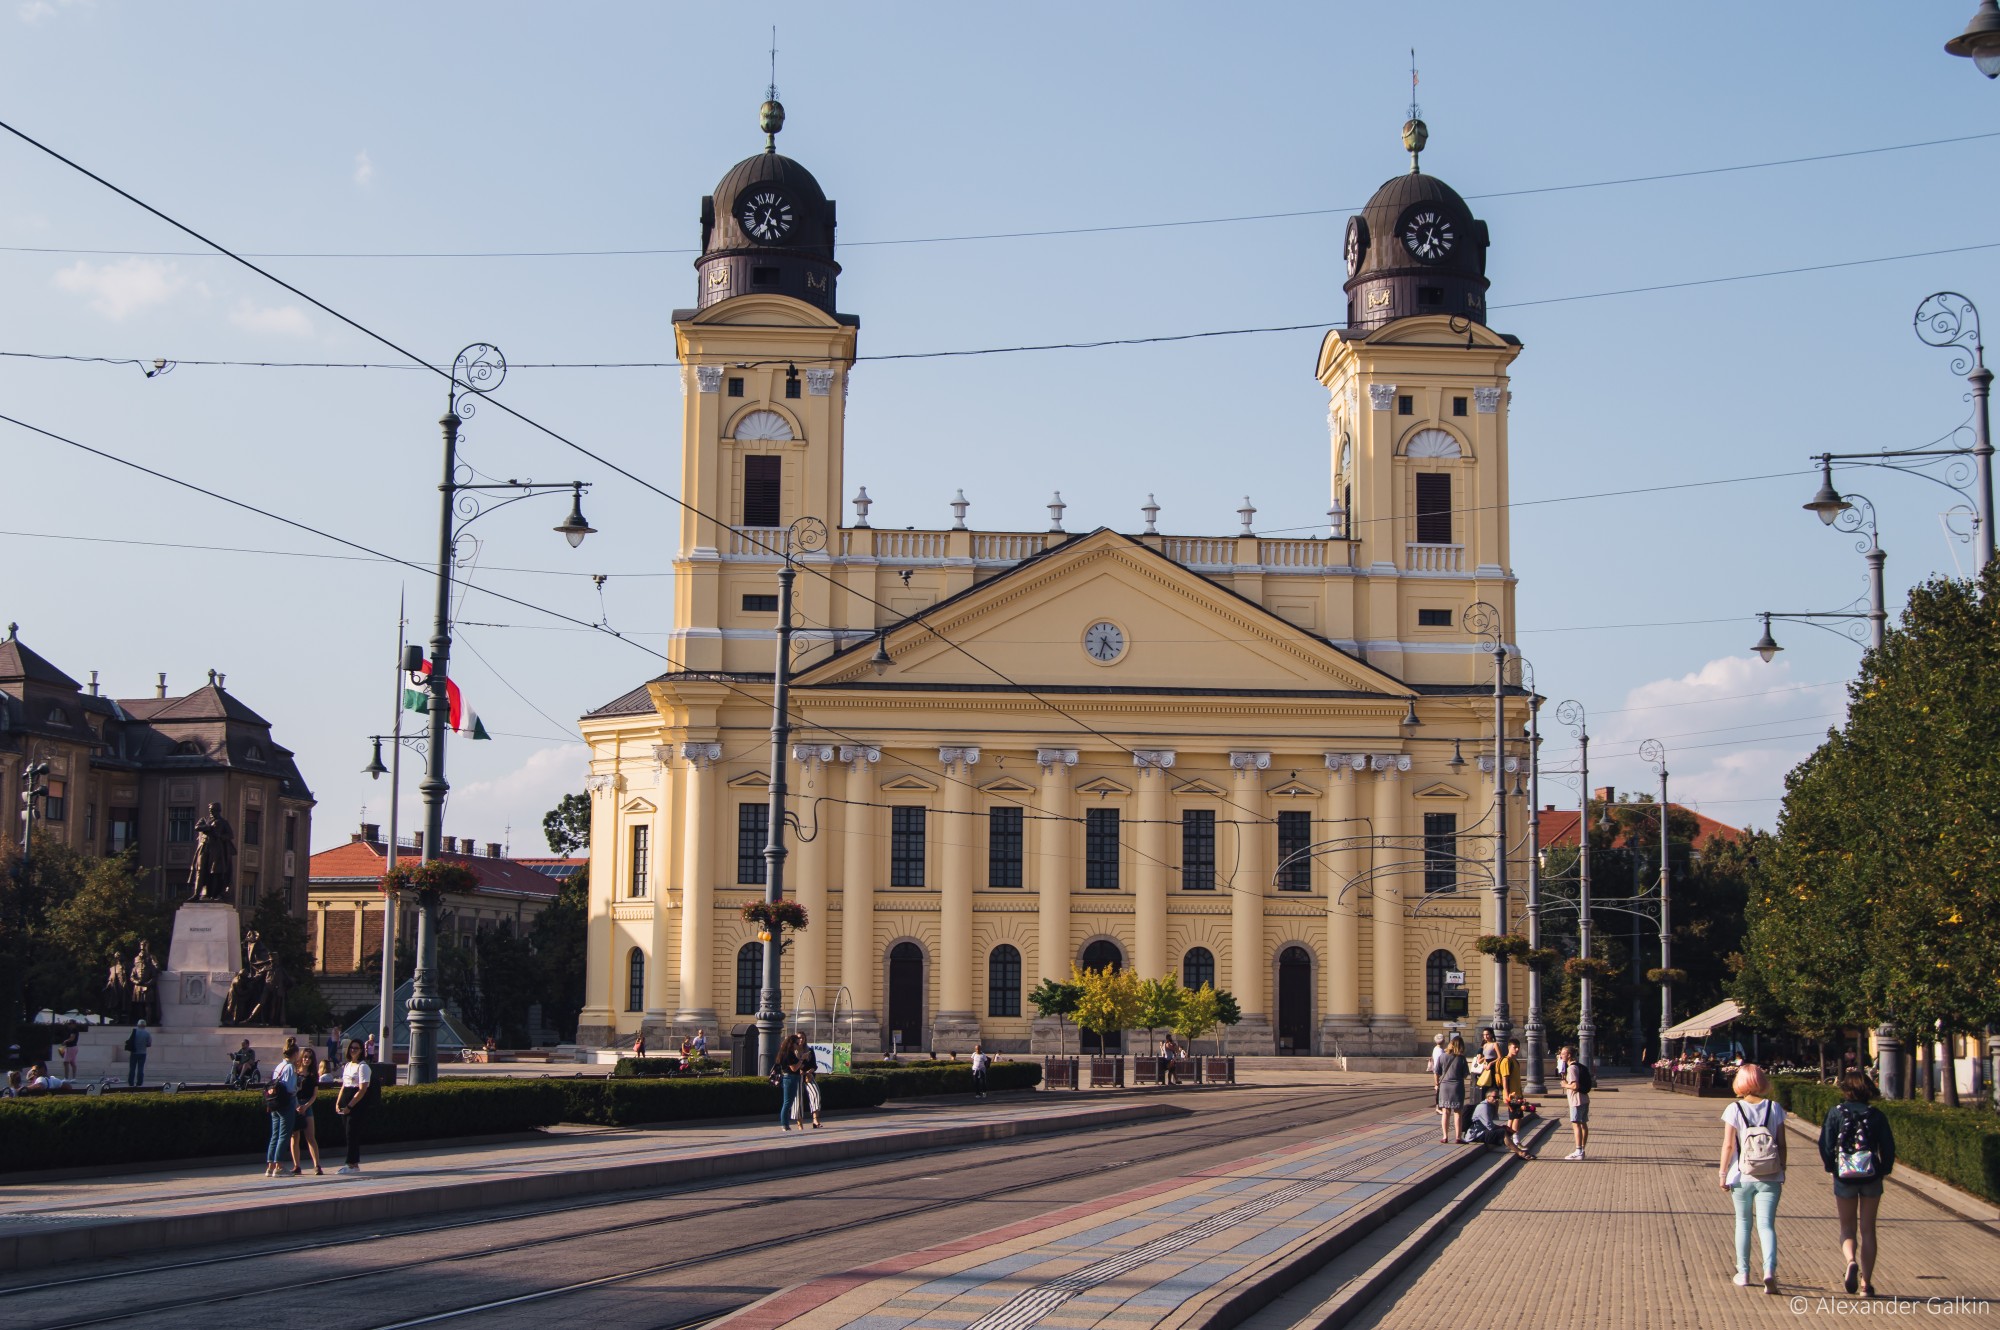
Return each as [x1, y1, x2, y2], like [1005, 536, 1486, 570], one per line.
[737, 189, 795, 242]
[1400, 207, 1455, 263]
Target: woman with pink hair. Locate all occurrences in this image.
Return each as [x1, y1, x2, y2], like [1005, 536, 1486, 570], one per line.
[1718, 1063, 1788, 1293]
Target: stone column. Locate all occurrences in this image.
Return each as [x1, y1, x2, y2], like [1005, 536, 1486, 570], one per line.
[1322, 753, 1366, 1050]
[575, 771, 621, 1046]
[645, 746, 678, 1040]
[675, 743, 722, 1033]
[1369, 754, 1417, 1052]
[1229, 750, 1273, 1054]
[1133, 750, 1175, 980]
[1032, 748, 1077, 1052]
[838, 746, 881, 1051]
[935, 745, 981, 1050]
[790, 743, 834, 1020]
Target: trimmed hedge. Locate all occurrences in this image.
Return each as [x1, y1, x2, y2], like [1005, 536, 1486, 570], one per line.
[611, 1056, 731, 1078]
[0, 1078, 568, 1174]
[865, 1062, 1043, 1097]
[1772, 1076, 2000, 1204]
[561, 1074, 890, 1126]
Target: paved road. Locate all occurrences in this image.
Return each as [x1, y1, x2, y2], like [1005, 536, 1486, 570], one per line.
[1, 1082, 1428, 1330]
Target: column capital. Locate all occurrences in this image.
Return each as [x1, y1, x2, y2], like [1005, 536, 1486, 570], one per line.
[791, 742, 836, 771]
[1132, 749, 1176, 774]
[1324, 751, 1369, 775]
[1368, 752, 1413, 776]
[650, 744, 675, 769]
[584, 771, 625, 795]
[1037, 747, 1079, 771]
[1229, 750, 1271, 777]
[678, 742, 724, 770]
[938, 745, 981, 774]
[839, 743, 881, 768]
[1475, 754, 1523, 777]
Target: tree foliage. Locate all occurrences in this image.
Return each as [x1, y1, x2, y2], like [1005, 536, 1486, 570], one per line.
[1172, 982, 1221, 1051]
[529, 876, 587, 1041]
[1071, 964, 1140, 1054]
[1134, 975, 1184, 1049]
[0, 838, 167, 1044]
[543, 793, 591, 857]
[1028, 977, 1082, 1057]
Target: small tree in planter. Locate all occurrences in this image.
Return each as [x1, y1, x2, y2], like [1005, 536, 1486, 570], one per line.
[1173, 983, 1220, 1055]
[1134, 975, 1185, 1056]
[740, 899, 809, 936]
[1072, 965, 1140, 1057]
[1028, 977, 1083, 1057]
[1212, 988, 1243, 1056]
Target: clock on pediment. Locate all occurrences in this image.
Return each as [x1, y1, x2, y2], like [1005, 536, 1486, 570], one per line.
[1082, 620, 1127, 665]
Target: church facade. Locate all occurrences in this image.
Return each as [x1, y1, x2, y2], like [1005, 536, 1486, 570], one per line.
[577, 106, 1531, 1055]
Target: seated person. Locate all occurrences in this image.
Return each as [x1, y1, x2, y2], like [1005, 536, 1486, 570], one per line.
[1462, 1088, 1531, 1158]
[23, 1063, 69, 1093]
[2, 1069, 22, 1097]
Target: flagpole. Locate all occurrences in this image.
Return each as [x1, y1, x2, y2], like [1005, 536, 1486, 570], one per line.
[378, 588, 406, 1068]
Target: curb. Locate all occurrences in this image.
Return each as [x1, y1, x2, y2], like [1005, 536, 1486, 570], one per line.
[0, 1101, 1182, 1273]
[1180, 1115, 1558, 1330]
[1263, 1116, 1559, 1330]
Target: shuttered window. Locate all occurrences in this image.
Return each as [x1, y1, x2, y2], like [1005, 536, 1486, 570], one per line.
[1415, 472, 1453, 545]
[743, 455, 782, 527]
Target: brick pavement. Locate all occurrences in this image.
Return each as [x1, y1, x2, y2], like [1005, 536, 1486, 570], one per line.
[1345, 1078, 2000, 1328]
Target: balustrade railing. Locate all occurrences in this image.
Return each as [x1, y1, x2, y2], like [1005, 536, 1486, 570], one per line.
[1405, 542, 1465, 573]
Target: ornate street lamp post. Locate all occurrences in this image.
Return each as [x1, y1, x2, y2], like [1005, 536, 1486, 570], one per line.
[1638, 740, 1673, 1040]
[1463, 602, 1514, 1050]
[1524, 693, 1547, 1094]
[407, 344, 595, 1083]
[1914, 293, 1995, 570]
[1555, 700, 1596, 1070]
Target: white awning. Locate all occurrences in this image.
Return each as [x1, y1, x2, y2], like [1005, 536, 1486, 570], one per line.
[1662, 999, 1743, 1041]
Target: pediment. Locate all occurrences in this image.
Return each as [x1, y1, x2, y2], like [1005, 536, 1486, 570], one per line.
[879, 772, 937, 793]
[799, 529, 1411, 695]
[1076, 776, 1131, 798]
[980, 776, 1036, 795]
[1414, 781, 1469, 800]
[620, 797, 658, 815]
[726, 771, 770, 791]
[1269, 780, 1320, 799]
[1174, 777, 1228, 798]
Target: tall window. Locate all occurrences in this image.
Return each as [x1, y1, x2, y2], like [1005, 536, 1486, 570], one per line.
[988, 944, 1022, 1017]
[1415, 472, 1453, 544]
[1276, 810, 1312, 891]
[1182, 947, 1215, 992]
[1423, 812, 1458, 894]
[742, 454, 782, 527]
[737, 803, 769, 884]
[244, 810, 262, 846]
[1085, 807, 1120, 889]
[1426, 949, 1468, 1021]
[988, 805, 1023, 887]
[108, 807, 138, 855]
[891, 806, 926, 886]
[167, 805, 195, 843]
[1181, 809, 1215, 889]
[627, 949, 645, 1012]
[284, 812, 298, 852]
[242, 871, 259, 903]
[629, 825, 650, 898]
[43, 779, 65, 823]
[736, 942, 762, 1014]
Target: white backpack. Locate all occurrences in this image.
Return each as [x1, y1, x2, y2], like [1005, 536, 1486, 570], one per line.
[1737, 1100, 1782, 1180]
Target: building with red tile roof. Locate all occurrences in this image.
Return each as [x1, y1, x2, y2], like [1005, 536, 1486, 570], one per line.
[1537, 786, 1744, 854]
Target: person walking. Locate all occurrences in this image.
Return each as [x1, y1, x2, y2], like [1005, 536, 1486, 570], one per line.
[797, 1041, 822, 1127]
[1561, 1044, 1594, 1160]
[1719, 1063, 1788, 1294]
[334, 1038, 371, 1174]
[363, 1032, 378, 1063]
[292, 1048, 323, 1176]
[325, 1026, 340, 1067]
[773, 1032, 804, 1131]
[1496, 1038, 1528, 1153]
[59, 1030, 77, 1080]
[1435, 1035, 1468, 1143]
[1819, 1070, 1896, 1297]
[972, 1042, 992, 1100]
[263, 1049, 299, 1178]
[126, 1020, 152, 1087]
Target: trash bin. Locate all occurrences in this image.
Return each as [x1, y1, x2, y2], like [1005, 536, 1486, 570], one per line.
[731, 1024, 758, 1074]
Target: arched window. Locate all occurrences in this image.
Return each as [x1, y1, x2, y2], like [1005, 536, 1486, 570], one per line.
[988, 945, 1022, 1017]
[732, 410, 795, 441]
[1404, 428, 1463, 459]
[1080, 939, 1123, 973]
[1426, 949, 1468, 1022]
[1181, 947, 1215, 992]
[736, 942, 762, 1015]
[626, 948, 645, 1013]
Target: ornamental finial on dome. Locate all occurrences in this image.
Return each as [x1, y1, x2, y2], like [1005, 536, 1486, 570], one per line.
[1402, 48, 1427, 173]
[761, 26, 785, 152]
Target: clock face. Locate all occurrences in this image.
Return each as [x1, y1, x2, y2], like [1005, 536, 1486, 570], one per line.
[1400, 207, 1455, 263]
[1082, 620, 1126, 664]
[737, 189, 795, 242]
[1344, 216, 1368, 276]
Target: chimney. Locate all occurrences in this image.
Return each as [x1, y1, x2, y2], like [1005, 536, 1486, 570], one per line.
[486, 842, 502, 859]
[156, 672, 168, 698]
[357, 822, 382, 845]
[88, 670, 99, 697]
[1593, 785, 1615, 804]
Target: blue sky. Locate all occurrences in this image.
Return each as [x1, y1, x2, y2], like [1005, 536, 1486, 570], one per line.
[4, 2, 1996, 851]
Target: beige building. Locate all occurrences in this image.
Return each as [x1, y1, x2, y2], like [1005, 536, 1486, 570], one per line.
[578, 108, 1531, 1054]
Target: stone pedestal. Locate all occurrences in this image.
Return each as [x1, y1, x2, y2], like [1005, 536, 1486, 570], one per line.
[161, 902, 242, 1027]
[930, 1012, 981, 1055]
[74, 1024, 299, 1084]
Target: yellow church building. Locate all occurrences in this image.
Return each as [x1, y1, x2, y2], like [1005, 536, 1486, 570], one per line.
[578, 104, 1531, 1056]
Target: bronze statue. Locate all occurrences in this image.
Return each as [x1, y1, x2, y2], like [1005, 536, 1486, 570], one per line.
[222, 958, 258, 1025]
[221, 928, 287, 1026]
[247, 952, 287, 1026]
[187, 802, 236, 901]
[127, 941, 160, 1025]
[102, 955, 129, 1021]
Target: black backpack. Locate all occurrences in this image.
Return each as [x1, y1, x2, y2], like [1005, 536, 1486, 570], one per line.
[1571, 1062, 1595, 1094]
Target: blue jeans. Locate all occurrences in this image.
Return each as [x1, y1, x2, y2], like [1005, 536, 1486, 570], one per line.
[1732, 1179, 1782, 1276]
[267, 1109, 294, 1165]
[778, 1073, 801, 1127]
[127, 1054, 145, 1086]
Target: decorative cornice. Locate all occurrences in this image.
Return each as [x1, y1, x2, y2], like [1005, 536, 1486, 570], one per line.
[1475, 754, 1522, 775]
[1037, 747, 1079, 770]
[678, 742, 723, 769]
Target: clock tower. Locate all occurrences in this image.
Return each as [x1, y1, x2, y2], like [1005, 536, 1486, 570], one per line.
[1341, 114, 1490, 330]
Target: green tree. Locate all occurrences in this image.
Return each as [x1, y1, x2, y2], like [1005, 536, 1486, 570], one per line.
[1072, 965, 1140, 1056]
[529, 876, 587, 1041]
[1028, 977, 1082, 1056]
[1172, 982, 1221, 1053]
[543, 793, 591, 857]
[474, 920, 538, 1046]
[1134, 975, 1184, 1054]
[1212, 988, 1242, 1055]
[0, 837, 169, 1042]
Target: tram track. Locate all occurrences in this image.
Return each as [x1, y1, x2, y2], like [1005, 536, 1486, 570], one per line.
[11, 1084, 1422, 1330]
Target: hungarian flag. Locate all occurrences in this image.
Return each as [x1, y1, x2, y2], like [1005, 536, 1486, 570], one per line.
[404, 662, 491, 740]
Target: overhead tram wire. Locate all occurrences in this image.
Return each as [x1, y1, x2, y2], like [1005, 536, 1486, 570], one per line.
[3, 127, 1996, 261]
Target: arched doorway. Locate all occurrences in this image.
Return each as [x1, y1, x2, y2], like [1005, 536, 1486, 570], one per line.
[887, 942, 925, 1054]
[1426, 949, 1469, 1023]
[1277, 946, 1313, 1055]
[1078, 939, 1124, 1051]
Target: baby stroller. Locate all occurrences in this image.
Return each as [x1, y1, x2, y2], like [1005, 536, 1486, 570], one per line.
[225, 1048, 260, 1089]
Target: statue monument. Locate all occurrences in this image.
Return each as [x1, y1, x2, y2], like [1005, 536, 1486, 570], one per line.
[127, 940, 161, 1025]
[187, 802, 236, 902]
[221, 929, 288, 1027]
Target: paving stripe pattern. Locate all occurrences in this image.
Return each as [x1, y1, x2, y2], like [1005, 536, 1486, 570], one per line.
[722, 1111, 1468, 1330]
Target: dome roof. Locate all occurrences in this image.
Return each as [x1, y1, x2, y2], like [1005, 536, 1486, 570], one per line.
[704, 150, 834, 258]
[1341, 128, 1491, 330]
[692, 100, 843, 315]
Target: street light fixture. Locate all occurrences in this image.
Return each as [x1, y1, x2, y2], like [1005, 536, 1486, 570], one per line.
[1946, 0, 2000, 77]
[1751, 608, 1874, 663]
[554, 485, 596, 548]
[1463, 601, 1513, 1051]
[1554, 699, 1597, 1070]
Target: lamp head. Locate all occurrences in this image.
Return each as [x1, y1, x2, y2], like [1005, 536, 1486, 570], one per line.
[554, 485, 596, 548]
[1401, 698, 1421, 728]
[870, 635, 893, 677]
[1946, 0, 2000, 75]
[1448, 738, 1465, 770]
[1753, 616, 1782, 664]
[363, 737, 389, 780]
[1804, 458, 1849, 525]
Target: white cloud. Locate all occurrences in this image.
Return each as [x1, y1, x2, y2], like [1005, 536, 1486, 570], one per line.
[228, 299, 313, 338]
[353, 150, 373, 187]
[51, 257, 188, 320]
[441, 746, 589, 856]
[17, 2, 55, 23]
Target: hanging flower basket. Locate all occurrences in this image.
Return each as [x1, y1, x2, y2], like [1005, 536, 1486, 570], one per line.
[1474, 933, 1530, 959]
[1523, 948, 1562, 975]
[381, 860, 479, 896]
[741, 898, 809, 931]
[1565, 956, 1618, 981]
[1645, 966, 1689, 986]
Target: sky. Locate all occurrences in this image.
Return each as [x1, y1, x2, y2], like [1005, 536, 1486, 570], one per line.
[3, 2, 1997, 854]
